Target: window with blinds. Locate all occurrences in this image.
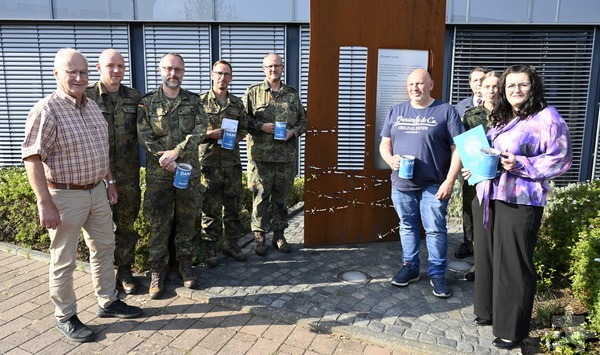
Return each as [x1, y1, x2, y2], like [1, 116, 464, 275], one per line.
[218, 25, 286, 169]
[0, 23, 130, 166]
[337, 46, 367, 170]
[142, 25, 212, 94]
[298, 25, 310, 175]
[450, 26, 594, 185]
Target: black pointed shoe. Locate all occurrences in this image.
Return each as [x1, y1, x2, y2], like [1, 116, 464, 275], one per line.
[473, 317, 492, 326]
[492, 337, 521, 349]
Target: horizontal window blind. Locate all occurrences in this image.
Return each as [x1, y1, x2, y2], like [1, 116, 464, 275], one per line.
[451, 27, 594, 185]
[337, 46, 367, 170]
[143, 25, 212, 94]
[0, 23, 129, 166]
[219, 25, 286, 170]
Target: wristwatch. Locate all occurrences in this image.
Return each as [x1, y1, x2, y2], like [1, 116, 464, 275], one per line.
[106, 179, 117, 185]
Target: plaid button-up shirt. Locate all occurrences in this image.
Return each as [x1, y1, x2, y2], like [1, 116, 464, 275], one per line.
[21, 90, 109, 185]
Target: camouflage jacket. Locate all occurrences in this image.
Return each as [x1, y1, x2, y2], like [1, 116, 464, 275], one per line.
[462, 105, 491, 132]
[243, 80, 307, 163]
[198, 89, 248, 167]
[137, 86, 208, 179]
[85, 82, 142, 180]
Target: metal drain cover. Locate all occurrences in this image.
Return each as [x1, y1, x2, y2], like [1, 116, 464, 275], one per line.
[337, 270, 372, 284]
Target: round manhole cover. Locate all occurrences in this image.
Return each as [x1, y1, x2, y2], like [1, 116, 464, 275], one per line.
[337, 270, 372, 284]
[447, 261, 472, 273]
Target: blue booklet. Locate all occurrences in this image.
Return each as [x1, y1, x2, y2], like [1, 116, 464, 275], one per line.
[453, 124, 491, 185]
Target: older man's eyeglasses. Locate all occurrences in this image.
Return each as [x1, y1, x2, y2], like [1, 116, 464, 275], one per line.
[161, 66, 185, 74]
[505, 82, 531, 91]
[212, 71, 231, 78]
[263, 64, 283, 69]
[57, 68, 89, 78]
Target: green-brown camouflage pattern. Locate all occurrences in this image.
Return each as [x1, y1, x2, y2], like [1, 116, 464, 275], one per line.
[462, 105, 490, 131]
[138, 86, 208, 267]
[461, 105, 491, 250]
[198, 90, 248, 168]
[144, 174, 203, 267]
[247, 160, 295, 232]
[137, 86, 208, 180]
[86, 82, 142, 267]
[242, 80, 307, 163]
[200, 164, 243, 242]
[86, 82, 142, 180]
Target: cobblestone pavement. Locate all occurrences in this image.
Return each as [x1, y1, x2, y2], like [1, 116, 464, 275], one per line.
[0, 206, 523, 354]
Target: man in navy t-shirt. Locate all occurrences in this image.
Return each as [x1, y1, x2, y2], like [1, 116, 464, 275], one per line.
[379, 68, 463, 298]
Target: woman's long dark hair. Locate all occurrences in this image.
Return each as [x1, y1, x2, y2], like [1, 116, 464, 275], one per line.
[490, 65, 547, 127]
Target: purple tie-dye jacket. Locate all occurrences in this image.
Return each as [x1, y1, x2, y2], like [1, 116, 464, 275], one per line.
[476, 106, 573, 208]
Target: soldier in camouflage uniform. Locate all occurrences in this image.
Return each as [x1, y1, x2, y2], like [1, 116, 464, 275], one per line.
[199, 60, 248, 266]
[243, 53, 307, 256]
[137, 53, 208, 299]
[458, 71, 499, 281]
[86, 48, 142, 295]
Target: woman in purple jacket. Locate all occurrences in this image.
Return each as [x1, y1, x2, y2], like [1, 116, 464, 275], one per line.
[465, 65, 573, 349]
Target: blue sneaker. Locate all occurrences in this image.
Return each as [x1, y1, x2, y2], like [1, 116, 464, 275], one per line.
[391, 264, 420, 286]
[430, 277, 452, 298]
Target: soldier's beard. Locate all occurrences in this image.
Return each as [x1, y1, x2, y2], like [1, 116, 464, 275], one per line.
[163, 78, 181, 90]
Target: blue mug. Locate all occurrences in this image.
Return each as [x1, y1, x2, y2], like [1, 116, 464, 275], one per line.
[221, 129, 236, 150]
[478, 148, 501, 179]
[398, 155, 415, 179]
[274, 121, 287, 140]
[173, 163, 193, 189]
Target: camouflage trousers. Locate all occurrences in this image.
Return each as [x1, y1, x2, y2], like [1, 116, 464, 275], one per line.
[200, 164, 243, 243]
[112, 176, 141, 267]
[144, 174, 203, 268]
[462, 182, 476, 252]
[247, 160, 294, 233]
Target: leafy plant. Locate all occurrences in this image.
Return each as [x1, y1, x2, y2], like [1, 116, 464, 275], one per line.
[569, 212, 600, 333]
[535, 180, 600, 280]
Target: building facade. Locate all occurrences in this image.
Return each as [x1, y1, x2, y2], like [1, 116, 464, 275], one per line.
[1, 0, 599, 183]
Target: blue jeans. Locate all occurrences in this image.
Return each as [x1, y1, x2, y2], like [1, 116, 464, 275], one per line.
[391, 185, 449, 278]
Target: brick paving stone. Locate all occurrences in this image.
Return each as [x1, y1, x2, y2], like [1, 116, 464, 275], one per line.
[218, 330, 257, 355]
[245, 336, 280, 355]
[196, 327, 237, 352]
[285, 325, 317, 349]
[18, 328, 62, 353]
[135, 331, 173, 353]
[308, 332, 340, 354]
[261, 322, 295, 343]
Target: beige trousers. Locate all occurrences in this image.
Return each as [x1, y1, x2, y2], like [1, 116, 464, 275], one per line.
[48, 183, 118, 322]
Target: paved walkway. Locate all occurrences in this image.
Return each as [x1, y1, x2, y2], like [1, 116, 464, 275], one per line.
[0, 207, 524, 354]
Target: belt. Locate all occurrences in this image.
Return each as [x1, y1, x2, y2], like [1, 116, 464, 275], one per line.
[46, 180, 102, 190]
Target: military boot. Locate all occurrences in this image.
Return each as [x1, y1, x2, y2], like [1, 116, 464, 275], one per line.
[204, 242, 219, 267]
[222, 239, 247, 262]
[149, 266, 166, 299]
[272, 230, 291, 253]
[179, 259, 198, 289]
[254, 231, 267, 256]
[116, 265, 137, 294]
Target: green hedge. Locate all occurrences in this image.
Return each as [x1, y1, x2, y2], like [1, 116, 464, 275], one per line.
[0, 166, 304, 271]
[569, 212, 600, 333]
[535, 180, 600, 278]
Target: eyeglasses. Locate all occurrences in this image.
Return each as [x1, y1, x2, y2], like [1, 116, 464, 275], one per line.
[263, 64, 283, 70]
[160, 66, 185, 74]
[505, 82, 531, 91]
[57, 68, 89, 78]
[212, 71, 231, 78]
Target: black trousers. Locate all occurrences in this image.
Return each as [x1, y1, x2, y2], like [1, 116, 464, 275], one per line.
[472, 198, 543, 341]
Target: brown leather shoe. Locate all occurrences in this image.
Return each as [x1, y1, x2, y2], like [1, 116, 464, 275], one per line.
[222, 239, 247, 262]
[116, 265, 137, 294]
[272, 230, 291, 253]
[254, 231, 267, 256]
[179, 259, 198, 289]
[149, 267, 165, 299]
